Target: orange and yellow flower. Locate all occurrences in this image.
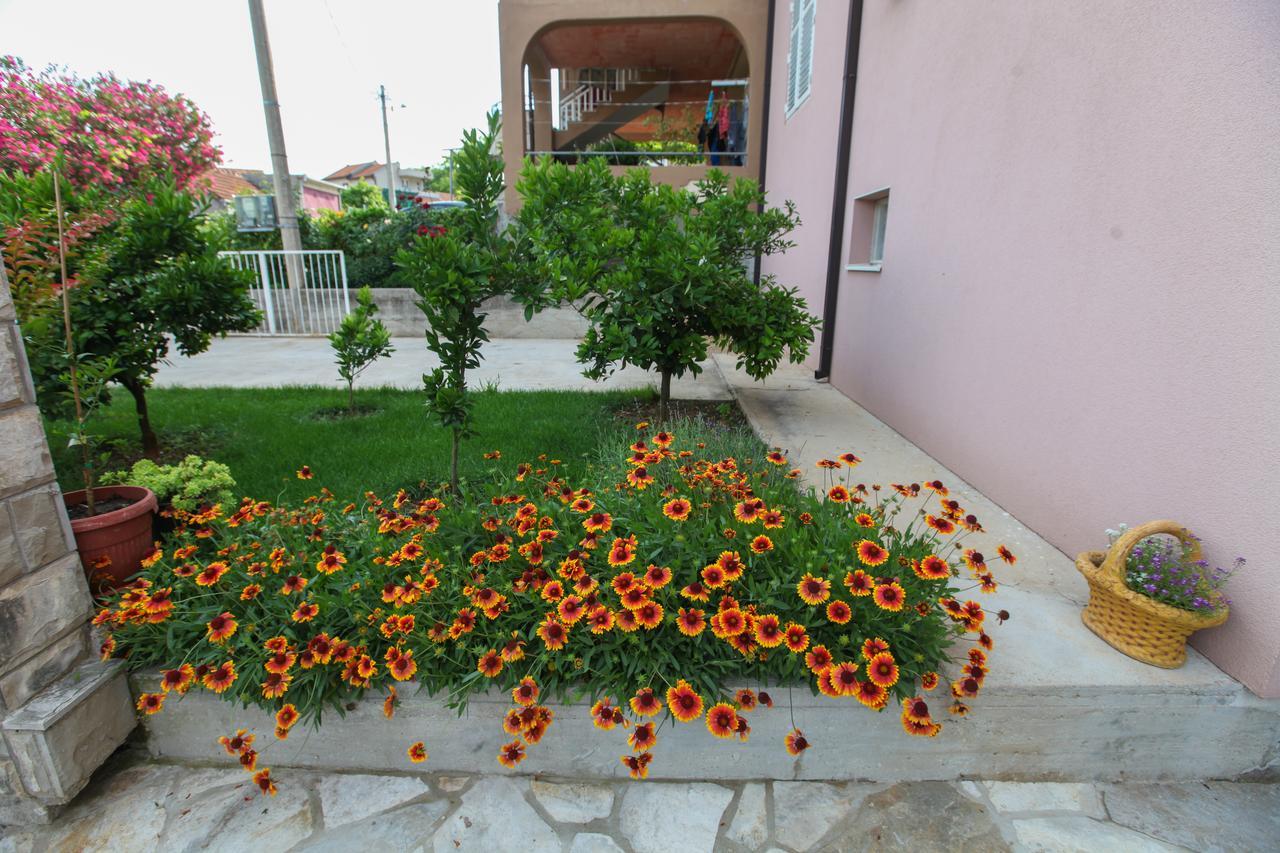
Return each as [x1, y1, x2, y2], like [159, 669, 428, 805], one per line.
[538, 617, 569, 650]
[915, 554, 950, 580]
[160, 664, 195, 694]
[629, 722, 657, 752]
[662, 498, 692, 521]
[254, 768, 277, 796]
[607, 535, 637, 567]
[620, 752, 653, 779]
[784, 622, 810, 653]
[866, 652, 900, 688]
[206, 611, 238, 643]
[873, 582, 906, 612]
[477, 649, 504, 678]
[805, 644, 834, 674]
[666, 679, 704, 723]
[276, 704, 300, 730]
[785, 728, 810, 755]
[705, 702, 739, 738]
[796, 573, 831, 605]
[202, 661, 237, 693]
[753, 613, 784, 647]
[408, 741, 428, 763]
[135, 692, 165, 715]
[497, 739, 526, 768]
[856, 539, 889, 566]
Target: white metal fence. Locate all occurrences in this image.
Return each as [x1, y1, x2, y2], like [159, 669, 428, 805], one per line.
[219, 250, 351, 335]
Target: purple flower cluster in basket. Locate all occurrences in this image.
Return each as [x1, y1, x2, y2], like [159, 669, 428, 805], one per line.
[1106, 525, 1242, 613]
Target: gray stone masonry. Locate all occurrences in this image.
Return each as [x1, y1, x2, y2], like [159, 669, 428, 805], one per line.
[2, 751, 1278, 851]
[0, 269, 134, 824]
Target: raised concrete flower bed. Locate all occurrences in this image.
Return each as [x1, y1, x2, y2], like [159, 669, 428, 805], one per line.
[136, 587, 1279, 783]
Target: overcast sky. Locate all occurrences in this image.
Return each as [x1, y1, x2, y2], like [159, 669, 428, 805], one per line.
[0, 0, 502, 177]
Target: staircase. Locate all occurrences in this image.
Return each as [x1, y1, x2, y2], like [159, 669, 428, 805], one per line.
[554, 68, 671, 151]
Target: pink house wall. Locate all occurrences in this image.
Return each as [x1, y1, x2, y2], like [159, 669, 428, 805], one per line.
[800, 1, 1279, 695]
[302, 185, 341, 213]
[759, 0, 850, 366]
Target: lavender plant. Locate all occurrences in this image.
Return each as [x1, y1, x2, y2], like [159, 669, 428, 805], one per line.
[1106, 524, 1242, 613]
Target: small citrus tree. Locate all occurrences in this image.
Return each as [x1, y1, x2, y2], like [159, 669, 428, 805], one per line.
[396, 112, 512, 491]
[17, 177, 259, 455]
[518, 159, 818, 422]
[329, 286, 394, 413]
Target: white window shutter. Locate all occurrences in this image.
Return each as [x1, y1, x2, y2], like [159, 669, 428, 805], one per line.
[797, 0, 815, 105]
[786, 2, 801, 113]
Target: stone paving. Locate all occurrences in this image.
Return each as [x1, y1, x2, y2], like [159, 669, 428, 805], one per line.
[2, 750, 1278, 852]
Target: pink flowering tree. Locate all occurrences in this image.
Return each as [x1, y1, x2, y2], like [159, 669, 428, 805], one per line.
[0, 56, 220, 191]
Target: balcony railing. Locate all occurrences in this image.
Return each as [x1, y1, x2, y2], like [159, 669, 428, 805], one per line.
[557, 68, 640, 128]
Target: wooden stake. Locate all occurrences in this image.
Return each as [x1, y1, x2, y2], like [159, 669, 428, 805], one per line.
[52, 169, 94, 515]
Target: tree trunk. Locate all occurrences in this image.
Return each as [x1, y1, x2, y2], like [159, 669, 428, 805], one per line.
[347, 379, 355, 415]
[123, 377, 159, 458]
[449, 428, 461, 494]
[658, 367, 672, 425]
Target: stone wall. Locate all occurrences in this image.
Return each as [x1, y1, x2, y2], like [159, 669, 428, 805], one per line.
[367, 290, 590, 339]
[0, 269, 133, 825]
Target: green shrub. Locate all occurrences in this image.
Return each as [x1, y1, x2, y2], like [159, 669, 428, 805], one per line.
[329, 286, 394, 412]
[103, 455, 237, 514]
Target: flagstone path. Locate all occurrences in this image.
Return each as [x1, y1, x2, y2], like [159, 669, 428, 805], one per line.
[3, 749, 1277, 852]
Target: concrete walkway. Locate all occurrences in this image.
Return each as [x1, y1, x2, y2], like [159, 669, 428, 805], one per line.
[155, 336, 734, 400]
[4, 751, 1277, 852]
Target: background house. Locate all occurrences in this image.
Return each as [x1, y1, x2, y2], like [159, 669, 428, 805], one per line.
[498, 0, 767, 210]
[197, 167, 342, 214]
[196, 167, 261, 212]
[323, 161, 427, 209]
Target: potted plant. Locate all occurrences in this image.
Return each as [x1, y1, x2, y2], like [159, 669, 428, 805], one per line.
[43, 170, 158, 592]
[1076, 520, 1241, 668]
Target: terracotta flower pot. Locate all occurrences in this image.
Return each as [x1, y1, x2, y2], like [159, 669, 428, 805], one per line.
[64, 485, 158, 593]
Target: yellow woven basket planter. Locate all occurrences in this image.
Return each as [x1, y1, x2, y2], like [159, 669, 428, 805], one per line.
[1076, 519, 1228, 668]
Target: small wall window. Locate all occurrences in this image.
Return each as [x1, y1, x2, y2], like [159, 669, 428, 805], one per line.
[785, 0, 816, 117]
[847, 188, 889, 272]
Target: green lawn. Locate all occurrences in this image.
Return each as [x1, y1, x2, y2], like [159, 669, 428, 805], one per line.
[45, 386, 657, 504]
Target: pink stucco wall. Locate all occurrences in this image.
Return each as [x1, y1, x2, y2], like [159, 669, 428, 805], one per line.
[794, 1, 1280, 695]
[302, 185, 341, 213]
[759, 0, 850, 364]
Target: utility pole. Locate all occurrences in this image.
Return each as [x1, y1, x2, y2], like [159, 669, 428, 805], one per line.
[247, 0, 302, 290]
[380, 85, 397, 209]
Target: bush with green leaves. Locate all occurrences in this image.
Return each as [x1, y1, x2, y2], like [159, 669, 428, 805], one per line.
[396, 111, 515, 491]
[328, 286, 394, 413]
[17, 176, 260, 456]
[339, 181, 386, 210]
[103, 455, 237, 514]
[518, 160, 819, 422]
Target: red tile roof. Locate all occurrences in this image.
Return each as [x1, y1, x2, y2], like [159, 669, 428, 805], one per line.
[197, 167, 261, 200]
[323, 162, 384, 181]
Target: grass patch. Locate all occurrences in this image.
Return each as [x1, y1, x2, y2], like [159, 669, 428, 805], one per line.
[43, 386, 712, 504]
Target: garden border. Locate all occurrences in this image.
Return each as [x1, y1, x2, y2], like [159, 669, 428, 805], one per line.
[136, 663, 1278, 783]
